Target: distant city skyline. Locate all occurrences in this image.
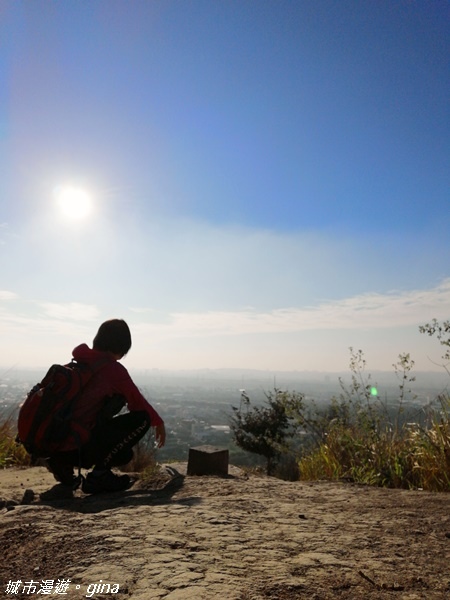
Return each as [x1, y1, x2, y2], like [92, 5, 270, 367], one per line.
[2, 1, 449, 373]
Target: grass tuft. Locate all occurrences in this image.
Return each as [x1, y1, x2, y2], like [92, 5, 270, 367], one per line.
[298, 394, 450, 492]
[0, 409, 31, 468]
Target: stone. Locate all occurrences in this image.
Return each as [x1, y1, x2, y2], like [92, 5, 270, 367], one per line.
[187, 445, 229, 476]
[21, 489, 35, 505]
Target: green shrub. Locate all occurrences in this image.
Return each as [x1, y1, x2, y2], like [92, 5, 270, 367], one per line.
[230, 389, 305, 475]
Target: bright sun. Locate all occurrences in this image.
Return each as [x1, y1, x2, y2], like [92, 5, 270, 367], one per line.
[56, 186, 93, 219]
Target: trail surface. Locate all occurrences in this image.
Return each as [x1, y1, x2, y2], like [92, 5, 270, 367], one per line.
[1, 465, 449, 599]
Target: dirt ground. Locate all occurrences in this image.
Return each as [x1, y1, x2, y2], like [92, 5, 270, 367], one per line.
[0, 464, 449, 599]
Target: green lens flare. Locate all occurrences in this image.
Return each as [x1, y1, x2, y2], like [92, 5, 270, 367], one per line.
[370, 387, 378, 396]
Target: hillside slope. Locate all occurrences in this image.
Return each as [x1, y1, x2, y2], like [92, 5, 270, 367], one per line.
[1, 466, 449, 599]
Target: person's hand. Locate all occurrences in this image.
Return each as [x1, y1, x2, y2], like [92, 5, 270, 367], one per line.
[154, 423, 166, 448]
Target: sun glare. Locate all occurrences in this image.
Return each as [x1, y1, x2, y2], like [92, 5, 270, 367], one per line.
[56, 186, 93, 219]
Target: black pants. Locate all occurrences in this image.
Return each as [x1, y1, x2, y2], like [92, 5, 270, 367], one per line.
[81, 410, 151, 469]
[52, 405, 151, 470]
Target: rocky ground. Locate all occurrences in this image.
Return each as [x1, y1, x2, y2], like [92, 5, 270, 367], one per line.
[0, 465, 449, 599]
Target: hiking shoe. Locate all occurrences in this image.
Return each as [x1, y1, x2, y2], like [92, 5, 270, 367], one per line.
[81, 469, 133, 494]
[46, 457, 76, 487]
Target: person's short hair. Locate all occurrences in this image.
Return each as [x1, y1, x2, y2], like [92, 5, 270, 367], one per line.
[93, 319, 132, 356]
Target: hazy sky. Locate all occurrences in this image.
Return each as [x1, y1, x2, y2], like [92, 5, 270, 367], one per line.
[1, 1, 449, 374]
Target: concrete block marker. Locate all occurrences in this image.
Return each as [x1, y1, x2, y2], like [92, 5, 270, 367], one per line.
[187, 445, 229, 476]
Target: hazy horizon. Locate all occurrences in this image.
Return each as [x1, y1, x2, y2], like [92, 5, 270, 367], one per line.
[2, 362, 449, 382]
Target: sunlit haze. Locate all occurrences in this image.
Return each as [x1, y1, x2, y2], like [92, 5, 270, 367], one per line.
[1, 1, 449, 375]
[55, 187, 93, 220]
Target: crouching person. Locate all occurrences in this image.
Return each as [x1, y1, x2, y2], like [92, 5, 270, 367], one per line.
[44, 319, 165, 495]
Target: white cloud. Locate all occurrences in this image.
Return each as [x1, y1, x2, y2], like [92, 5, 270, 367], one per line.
[108, 216, 449, 317]
[129, 307, 155, 314]
[0, 209, 448, 372]
[3, 213, 449, 319]
[0, 280, 447, 372]
[0, 290, 19, 301]
[133, 278, 450, 339]
[40, 302, 100, 321]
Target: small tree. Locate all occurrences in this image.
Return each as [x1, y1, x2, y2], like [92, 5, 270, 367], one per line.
[230, 389, 304, 475]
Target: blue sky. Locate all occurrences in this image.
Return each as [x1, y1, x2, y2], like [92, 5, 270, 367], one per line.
[1, 1, 449, 373]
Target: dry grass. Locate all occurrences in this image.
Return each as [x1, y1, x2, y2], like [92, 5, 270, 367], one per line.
[0, 410, 30, 468]
[299, 394, 450, 492]
[121, 436, 158, 473]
